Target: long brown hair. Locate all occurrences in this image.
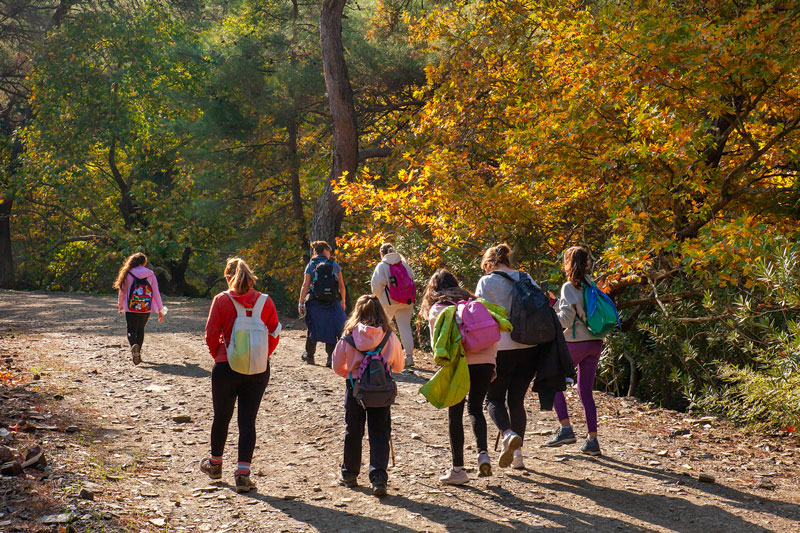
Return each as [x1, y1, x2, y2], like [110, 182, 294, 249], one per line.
[419, 269, 474, 320]
[113, 252, 147, 290]
[311, 240, 331, 256]
[480, 243, 513, 273]
[343, 295, 391, 335]
[225, 257, 257, 294]
[564, 246, 590, 286]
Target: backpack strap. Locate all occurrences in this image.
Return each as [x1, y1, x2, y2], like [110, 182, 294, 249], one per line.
[224, 290, 248, 318]
[344, 331, 393, 379]
[252, 293, 268, 318]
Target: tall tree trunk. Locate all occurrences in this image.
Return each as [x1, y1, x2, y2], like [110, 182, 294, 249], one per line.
[289, 0, 310, 261]
[0, 193, 13, 288]
[312, 0, 358, 248]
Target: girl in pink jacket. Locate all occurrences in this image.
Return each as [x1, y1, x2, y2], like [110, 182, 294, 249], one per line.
[332, 295, 404, 497]
[114, 253, 164, 365]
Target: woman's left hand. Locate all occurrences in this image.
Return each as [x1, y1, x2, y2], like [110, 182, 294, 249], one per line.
[158, 311, 165, 323]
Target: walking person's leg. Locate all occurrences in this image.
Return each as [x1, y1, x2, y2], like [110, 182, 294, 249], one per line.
[324, 342, 336, 368]
[201, 362, 237, 480]
[506, 348, 536, 442]
[341, 387, 366, 485]
[366, 405, 391, 496]
[125, 312, 138, 347]
[393, 305, 415, 366]
[233, 365, 270, 491]
[468, 363, 494, 475]
[136, 313, 149, 348]
[448, 400, 466, 468]
[575, 341, 603, 455]
[486, 350, 523, 467]
[303, 335, 317, 364]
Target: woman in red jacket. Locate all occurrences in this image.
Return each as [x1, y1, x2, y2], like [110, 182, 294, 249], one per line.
[201, 257, 281, 493]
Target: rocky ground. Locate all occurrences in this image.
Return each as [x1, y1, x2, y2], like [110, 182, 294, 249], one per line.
[1, 289, 799, 532]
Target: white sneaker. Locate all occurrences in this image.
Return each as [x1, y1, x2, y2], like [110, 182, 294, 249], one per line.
[478, 452, 492, 477]
[439, 468, 469, 485]
[498, 431, 523, 468]
[404, 355, 414, 368]
[511, 450, 525, 470]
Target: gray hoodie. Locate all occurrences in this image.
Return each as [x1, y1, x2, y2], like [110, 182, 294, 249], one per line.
[371, 252, 415, 307]
[556, 279, 604, 342]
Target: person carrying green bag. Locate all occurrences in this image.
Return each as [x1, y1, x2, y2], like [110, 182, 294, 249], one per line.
[418, 270, 511, 485]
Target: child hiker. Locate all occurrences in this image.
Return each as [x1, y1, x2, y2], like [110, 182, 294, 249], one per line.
[545, 246, 604, 456]
[420, 269, 506, 485]
[332, 295, 405, 497]
[114, 252, 164, 365]
[202, 257, 281, 492]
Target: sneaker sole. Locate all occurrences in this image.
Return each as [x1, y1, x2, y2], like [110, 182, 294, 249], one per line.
[201, 469, 222, 480]
[543, 437, 577, 447]
[498, 434, 523, 468]
[478, 462, 492, 477]
[338, 479, 358, 488]
[235, 485, 255, 493]
[582, 449, 602, 456]
[131, 346, 141, 365]
[511, 461, 525, 470]
[372, 486, 387, 497]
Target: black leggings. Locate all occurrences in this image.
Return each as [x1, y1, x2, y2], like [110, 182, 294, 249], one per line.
[125, 312, 149, 347]
[305, 337, 335, 359]
[449, 363, 494, 467]
[210, 362, 269, 463]
[486, 347, 538, 442]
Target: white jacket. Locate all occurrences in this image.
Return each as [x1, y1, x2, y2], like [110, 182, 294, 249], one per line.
[371, 252, 414, 307]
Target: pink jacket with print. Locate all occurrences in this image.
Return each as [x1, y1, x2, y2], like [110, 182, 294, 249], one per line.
[117, 266, 164, 313]
[332, 324, 405, 378]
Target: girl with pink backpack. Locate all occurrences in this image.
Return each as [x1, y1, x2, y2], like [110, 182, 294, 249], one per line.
[113, 253, 165, 365]
[420, 269, 501, 485]
[370, 243, 416, 368]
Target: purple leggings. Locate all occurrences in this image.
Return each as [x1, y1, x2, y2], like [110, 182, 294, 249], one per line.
[553, 340, 602, 433]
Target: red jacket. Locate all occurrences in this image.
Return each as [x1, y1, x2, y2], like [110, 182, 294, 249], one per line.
[205, 289, 281, 363]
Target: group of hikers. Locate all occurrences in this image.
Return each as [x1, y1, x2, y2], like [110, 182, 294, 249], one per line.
[114, 241, 616, 497]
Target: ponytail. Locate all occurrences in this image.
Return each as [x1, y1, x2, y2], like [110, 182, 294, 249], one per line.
[224, 257, 257, 294]
[480, 243, 513, 273]
[563, 246, 590, 286]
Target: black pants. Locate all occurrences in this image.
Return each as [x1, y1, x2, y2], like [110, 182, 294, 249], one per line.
[125, 312, 149, 347]
[449, 363, 494, 467]
[486, 347, 538, 441]
[305, 337, 335, 359]
[210, 362, 269, 463]
[341, 384, 391, 484]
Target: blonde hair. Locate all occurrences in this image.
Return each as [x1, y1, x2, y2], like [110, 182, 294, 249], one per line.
[563, 246, 590, 286]
[480, 243, 513, 273]
[225, 257, 257, 294]
[343, 295, 391, 335]
[113, 252, 147, 289]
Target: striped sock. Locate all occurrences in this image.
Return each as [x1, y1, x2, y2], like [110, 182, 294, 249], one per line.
[236, 462, 250, 476]
[209, 455, 222, 466]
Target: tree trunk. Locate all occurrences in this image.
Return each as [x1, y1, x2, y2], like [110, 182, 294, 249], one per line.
[289, 0, 310, 261]
[312, 0, 359, 248]
[0, 193, 13, 288]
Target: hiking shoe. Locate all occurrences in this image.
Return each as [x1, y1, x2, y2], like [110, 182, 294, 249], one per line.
[372, 479, 387, 497]
[200, 458, 222, 480]
[498, 431, 523, 468]
[544, 426, 577, 447]
[404, 355, 414, 368]
[581, 438, 602, 456]
[235, 474, 256, 493]
[478, 452, 492, 477]
[338, 473, 358, 488]
[511, 451, 525, 470]
[301, 352, 315, 365]
[131, 344, 141, 365]
[439, 468, 469, 485]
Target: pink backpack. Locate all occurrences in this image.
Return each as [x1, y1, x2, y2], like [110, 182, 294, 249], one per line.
[454, 299, 501, 352]
[387, 262, 416, 304]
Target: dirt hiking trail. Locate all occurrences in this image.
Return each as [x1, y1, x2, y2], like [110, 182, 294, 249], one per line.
[1, 290, 799, 532]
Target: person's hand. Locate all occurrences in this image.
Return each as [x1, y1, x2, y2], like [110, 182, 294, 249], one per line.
[158, 311, 164, 323]
[118, 307, 124, 315]
[547, 291, 557, 306]
[297, 303, 305, 317]
[341, 300, 346, 311]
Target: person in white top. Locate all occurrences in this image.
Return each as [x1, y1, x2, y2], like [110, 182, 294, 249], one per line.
[474, 244, 540, 470]
[370, 243, 415, 368]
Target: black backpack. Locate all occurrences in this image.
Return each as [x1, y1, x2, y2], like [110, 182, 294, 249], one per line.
[492, 271, 556, 345]
[344, 331, 396, 409]
[311, 258, 340, 303]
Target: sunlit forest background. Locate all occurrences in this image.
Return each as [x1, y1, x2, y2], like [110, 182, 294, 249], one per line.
[2, 0, 799, 429]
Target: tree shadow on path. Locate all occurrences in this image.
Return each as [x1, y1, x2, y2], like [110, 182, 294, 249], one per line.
[141, 361, 211, 378]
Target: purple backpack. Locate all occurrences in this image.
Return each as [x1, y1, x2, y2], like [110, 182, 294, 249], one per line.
[454, 299, 501, 352]
[386, 262, 416, 304]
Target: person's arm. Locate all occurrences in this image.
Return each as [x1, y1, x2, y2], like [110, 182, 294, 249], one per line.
[555, 284, 578, 329]
[337, 271, 346, 310]
[205, 296, 223, 357]
[149, 273, 165, 321]
[370, 264, 384, 298]
[298, 273, 311, 315]
[260, 297, 281, 356]
[474, 276, 486, 298]
[387, 332, 405, 373]
[117, 277, 127, 313]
